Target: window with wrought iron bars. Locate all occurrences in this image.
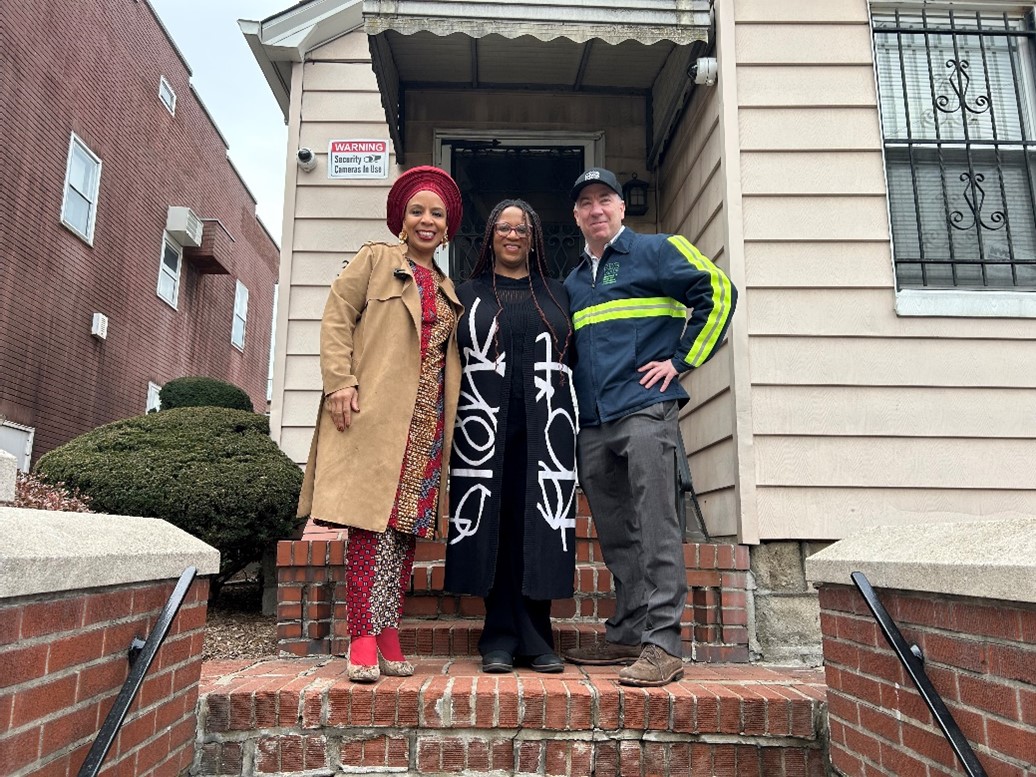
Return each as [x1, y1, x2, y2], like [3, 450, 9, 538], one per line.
[873, 8, 1036, 289]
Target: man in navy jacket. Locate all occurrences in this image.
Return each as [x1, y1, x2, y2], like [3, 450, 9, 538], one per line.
[563, 168, 737, 686]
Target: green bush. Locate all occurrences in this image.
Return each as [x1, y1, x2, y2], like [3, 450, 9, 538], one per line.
[159, 376, 254, 412]
[35, 407, 302, 590]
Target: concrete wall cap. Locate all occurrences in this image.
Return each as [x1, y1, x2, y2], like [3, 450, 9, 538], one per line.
[0, 451, 15, 503]
[805, 516, 1036, 604]
[0, 507, 220, 599]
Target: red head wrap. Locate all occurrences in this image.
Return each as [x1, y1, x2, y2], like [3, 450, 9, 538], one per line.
[386, 165, 463, 239]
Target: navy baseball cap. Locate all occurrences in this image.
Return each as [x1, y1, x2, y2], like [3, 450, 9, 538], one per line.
[570, 167, 623, 201]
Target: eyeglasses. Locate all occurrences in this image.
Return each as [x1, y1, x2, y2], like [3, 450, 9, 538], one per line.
[494, 223, 530, 237]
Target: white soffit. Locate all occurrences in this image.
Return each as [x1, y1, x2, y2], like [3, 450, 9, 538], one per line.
[240, 0, 365, 118]
[362, 0, 711, 46]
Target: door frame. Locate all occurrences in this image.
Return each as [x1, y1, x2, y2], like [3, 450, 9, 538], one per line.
[433, 129, 605, 273]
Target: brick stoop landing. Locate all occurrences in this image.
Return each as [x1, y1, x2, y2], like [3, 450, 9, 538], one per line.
[195, 658, 827, 776]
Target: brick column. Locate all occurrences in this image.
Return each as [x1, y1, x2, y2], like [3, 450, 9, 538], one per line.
[683, 542, 752, 662]
[275, 522, 346, 656]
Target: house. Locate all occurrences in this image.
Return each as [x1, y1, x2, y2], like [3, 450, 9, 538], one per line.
[0, 0, 280, 468]
[244, 0, 1036, 660]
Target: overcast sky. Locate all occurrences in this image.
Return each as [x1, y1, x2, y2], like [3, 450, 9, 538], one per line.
[149, 0, 291, 243]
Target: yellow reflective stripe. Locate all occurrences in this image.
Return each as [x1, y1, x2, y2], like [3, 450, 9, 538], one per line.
[668, 235, 733, 367]
[572, 297, 685, 331]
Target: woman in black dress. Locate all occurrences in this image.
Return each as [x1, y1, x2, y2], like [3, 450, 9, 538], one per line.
[445, 199, 578, 673]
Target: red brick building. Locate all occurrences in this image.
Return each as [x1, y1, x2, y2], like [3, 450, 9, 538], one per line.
[0, 0, 280, 466]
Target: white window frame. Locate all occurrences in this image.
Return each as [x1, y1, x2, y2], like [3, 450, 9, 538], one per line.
[871, 3, 1036, 317]
[157, 234, 183, 309]
[231, 280, 249, 351]
[0, 420, 35, 472]
[146, 382, 162, 413]
[159, 76, 177, 116]
[267, 283, 278, 402]
[60, 133, 102, 244]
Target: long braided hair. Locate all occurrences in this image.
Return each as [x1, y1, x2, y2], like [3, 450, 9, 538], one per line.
[468, 199, 571, 367]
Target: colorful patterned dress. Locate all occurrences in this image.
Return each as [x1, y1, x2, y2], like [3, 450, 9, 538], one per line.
[346, 260, 455, 636]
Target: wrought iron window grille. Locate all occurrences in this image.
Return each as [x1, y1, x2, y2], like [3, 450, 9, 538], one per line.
[873, 9, 1036, 289]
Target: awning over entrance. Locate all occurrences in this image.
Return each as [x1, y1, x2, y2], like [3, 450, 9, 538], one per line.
[363, 0, 712, 166]
[363, 1, 711, 46]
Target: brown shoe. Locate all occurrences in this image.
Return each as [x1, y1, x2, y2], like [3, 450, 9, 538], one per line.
[618, 644, 684, 687]
[563, 640, 642, 666]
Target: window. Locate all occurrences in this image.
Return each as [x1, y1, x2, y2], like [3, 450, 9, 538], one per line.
[157, 235, 182, 308]
[874, 9, 1036, 291]
[159, 76, 176, 115]
[60, 134, 101, 242]
[0, 421, 35, 472]
[268, 283, 278, 402]
[146, 382, 162, 413]
[232, 280, 249, 351]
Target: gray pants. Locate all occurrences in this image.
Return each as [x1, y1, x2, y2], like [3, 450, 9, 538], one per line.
[577, 401, 686, 657]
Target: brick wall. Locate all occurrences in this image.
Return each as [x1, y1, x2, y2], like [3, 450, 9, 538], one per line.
[0, 576, 210, 777]
[818, 583, 1036, 776]
[277, 494, 753, 662]
[0, 0, 279, 463]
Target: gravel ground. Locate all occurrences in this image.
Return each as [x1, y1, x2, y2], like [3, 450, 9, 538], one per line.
[202, 581, 278, 661]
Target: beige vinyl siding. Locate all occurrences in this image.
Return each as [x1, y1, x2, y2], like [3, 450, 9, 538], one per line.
[657, 81, 740, 539]
[270, 30, 400, 465]
[732, 0, 1036, 539]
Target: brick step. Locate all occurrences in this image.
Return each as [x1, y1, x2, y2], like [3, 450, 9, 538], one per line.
[397, 617, 604, 657]
[278, 526, 752, 662]
[393, 618, 750, 664]
[197, 658, 827, 777]
[410, 559, 613, 598]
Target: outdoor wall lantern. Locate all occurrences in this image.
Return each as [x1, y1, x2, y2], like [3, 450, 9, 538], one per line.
[622, 173, 650, 217]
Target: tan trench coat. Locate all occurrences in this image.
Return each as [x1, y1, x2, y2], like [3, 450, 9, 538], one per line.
[297, 241, 462, 533]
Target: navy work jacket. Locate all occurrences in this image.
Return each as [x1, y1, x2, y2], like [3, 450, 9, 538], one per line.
[564, 227, 737, 427]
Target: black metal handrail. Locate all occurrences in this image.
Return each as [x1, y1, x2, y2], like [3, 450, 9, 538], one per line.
[850, 571, 988, 777]
[76, 566, 198, 777]
[675, 432, 709, 541]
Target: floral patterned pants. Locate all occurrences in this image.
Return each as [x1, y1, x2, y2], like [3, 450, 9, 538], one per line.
[345, 526, 417, 636]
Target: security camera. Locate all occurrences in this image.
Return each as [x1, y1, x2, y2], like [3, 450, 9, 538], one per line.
[688, 57, 718, 87]
[296, 147, 317, 173]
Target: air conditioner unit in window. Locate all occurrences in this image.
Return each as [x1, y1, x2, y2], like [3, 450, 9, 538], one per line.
[91, 312, 109, 340]
[166, 206, 203, 247]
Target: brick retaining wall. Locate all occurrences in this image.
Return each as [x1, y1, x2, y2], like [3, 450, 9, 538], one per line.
[0, 576, 210, 776]
[808, 518, 1036, 777]
[818, 584, 1035, 776]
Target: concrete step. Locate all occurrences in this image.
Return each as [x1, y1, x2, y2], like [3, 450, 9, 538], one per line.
[196, 658, 827, 777]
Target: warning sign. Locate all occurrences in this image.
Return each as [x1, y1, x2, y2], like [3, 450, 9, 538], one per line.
[327, 139, 389, 179]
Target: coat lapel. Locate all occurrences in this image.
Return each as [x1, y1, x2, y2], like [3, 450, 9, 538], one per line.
[393, 252, 422, 334]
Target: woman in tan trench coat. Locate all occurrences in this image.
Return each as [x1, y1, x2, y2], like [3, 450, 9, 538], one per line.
[298, 166, 463, 682]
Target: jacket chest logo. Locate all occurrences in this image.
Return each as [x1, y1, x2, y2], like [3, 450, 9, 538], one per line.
[601, 261, 620, 285]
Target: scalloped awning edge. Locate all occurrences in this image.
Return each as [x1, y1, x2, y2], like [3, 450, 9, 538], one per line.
[363, 16, 710, 46]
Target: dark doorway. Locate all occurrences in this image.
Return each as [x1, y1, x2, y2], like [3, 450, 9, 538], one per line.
[446, 143, 585, 281]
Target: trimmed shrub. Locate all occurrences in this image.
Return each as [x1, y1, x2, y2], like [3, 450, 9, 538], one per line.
[35, 407, 302, 589]
[159, 376, 254, 412]
[14, 472, 93, 512]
